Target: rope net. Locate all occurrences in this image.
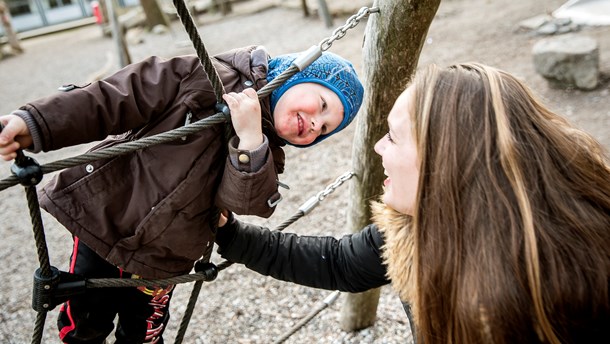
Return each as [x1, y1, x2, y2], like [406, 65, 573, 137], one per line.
[0, 3, 378, 343]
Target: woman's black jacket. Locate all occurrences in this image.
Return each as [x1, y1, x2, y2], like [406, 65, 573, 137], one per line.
[215, 216, 418, 341]
[215, 217, 390, 292]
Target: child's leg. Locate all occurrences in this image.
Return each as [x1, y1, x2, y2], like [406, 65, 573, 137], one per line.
[58, 237, 120, 344]
[114, 281, 175, 344]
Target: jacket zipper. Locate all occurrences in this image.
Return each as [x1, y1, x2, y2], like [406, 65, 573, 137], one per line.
[182, 112, 193, 141]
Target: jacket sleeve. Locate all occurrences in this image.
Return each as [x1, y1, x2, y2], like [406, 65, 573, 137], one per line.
[215, 135, 280, 218]
[21, 56, 196, 151]
[215, 218, 390, 292]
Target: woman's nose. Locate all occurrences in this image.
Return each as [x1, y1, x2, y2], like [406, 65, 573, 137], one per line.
[374, 138, 384, 155]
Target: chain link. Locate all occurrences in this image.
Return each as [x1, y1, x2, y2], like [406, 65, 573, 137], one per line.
[319, 7, 380, 51]
[316, 171, 355, 201]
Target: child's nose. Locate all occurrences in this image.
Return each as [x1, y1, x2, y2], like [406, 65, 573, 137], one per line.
[310, 119, 318, 133]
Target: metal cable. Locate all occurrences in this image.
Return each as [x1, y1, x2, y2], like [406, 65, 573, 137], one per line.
[172, 0, 225, 102]
[87, 272, 212, 289]
[25, 186, 52, 276]
[31, 312, 47, 344]
[273, 291, 341, 344]
[0, 114, 227, 191]
[273, 210, 305, 232]
[174, 280, 204, 344]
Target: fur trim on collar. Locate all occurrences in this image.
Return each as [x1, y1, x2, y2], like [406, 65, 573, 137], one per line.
[371, 201, 418, 323]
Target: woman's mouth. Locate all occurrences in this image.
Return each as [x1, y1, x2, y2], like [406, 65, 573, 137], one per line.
[383, 169, 390, 186]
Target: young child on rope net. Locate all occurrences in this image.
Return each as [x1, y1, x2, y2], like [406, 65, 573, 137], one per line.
[215, 63, 610, 344]
[0, 45, 364, 343]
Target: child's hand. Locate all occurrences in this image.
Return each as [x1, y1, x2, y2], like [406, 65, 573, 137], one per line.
[0, 114, 32, 161]
[222, 88, 263, 150]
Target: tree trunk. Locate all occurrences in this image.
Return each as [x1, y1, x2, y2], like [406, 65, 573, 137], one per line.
[0, 0, 23, 54]
[340, 0, 441, 332]
[140, 0, 170, 30]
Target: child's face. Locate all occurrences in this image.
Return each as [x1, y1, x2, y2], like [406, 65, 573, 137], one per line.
[272, 83, 344, 146]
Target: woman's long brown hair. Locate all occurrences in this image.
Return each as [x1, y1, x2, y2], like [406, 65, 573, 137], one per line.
[409, 63, 610, 343]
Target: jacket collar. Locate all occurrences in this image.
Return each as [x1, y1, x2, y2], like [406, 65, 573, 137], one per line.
[372, 201, 419, 325]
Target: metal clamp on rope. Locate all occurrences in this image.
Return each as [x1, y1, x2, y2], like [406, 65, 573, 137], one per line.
[298, 196, 320, 215]
[11, 155, 43, 186]
[194, 261, 218, 281]
[292, 45, 323, 71]
[215, 102, 231, 122]
[32, 267, 86, 312]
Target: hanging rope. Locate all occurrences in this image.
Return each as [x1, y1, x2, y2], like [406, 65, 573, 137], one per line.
[172, 0, 225, 102]
[0, 5, 379, 344]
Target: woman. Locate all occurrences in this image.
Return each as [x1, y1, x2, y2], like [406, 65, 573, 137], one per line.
[216, 63, 610, 343]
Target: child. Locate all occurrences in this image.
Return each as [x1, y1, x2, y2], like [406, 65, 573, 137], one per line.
[0, 45, 364, 343]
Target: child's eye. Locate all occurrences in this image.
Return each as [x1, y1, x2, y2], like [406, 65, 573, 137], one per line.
[321, 97, 327, 110]
[321, 125, 328, 135]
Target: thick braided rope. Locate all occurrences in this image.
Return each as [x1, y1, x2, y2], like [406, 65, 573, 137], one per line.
[174, 280, 204, 343]
[172, 0, 225, 102]
[0, 114, 227, 191]
[32, 312, 46, 344]
[25, 185, 52, 344]
[164, 0, 233, 325]
[256, 65, 300, 99]
[10, 6, 377, 342]
[25, 186, 52, 276]
[0, 62, 300, 193]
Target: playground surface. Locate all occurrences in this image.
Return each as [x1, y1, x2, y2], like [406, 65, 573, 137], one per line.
[0, 0, 608, 343]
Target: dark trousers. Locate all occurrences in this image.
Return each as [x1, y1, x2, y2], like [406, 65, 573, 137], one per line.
[58, 237, 174, 344]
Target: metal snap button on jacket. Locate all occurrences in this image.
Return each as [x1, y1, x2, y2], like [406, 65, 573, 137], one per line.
[238, 154, 250, 164]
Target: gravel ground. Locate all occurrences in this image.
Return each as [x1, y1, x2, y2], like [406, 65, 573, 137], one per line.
[0, 0, 608, 343]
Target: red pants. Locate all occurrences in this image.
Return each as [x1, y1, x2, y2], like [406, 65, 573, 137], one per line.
[58, 237, 174, 344]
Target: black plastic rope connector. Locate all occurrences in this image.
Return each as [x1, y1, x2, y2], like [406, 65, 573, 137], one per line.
[32, 267, 86, 312]
[215, 103, 231, 122]
[11, 155, 43, 186]
[193, 261, 218, 281]
[0, 122, 43, 186]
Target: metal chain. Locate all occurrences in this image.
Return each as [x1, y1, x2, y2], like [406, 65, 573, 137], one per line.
[319, 7, 379, 51]
[316, 171, 355, 201]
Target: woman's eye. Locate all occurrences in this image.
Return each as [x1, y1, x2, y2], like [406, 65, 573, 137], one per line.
[386, 132, 394, 143]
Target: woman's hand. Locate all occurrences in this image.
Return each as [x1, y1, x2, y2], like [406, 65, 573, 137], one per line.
[0, 114, 32, 161]
[222, 88, 263, 150]
[218, 209, 229, 228]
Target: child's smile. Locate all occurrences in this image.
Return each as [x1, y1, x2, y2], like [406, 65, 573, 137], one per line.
[273, 82, 343, 146]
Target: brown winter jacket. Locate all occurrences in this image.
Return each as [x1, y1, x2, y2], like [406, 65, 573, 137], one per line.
[20, 46, 285, 279]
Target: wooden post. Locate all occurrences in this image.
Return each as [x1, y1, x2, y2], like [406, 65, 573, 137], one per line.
[140, 0, 171, 29]
[301, 0, 309, 17]
[340, 0, 441, 332]
[0, 0, 23, 54]
[317, 0, 333, 28]
[106, 0, 131, 68]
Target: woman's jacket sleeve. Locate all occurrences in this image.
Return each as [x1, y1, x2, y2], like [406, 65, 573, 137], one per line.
[215, 218, 391, 292]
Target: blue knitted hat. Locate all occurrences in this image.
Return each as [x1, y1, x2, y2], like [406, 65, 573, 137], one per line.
[267, 51, 364, 147]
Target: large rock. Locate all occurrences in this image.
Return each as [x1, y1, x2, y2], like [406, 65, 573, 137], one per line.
[532, 33, 599, 90]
